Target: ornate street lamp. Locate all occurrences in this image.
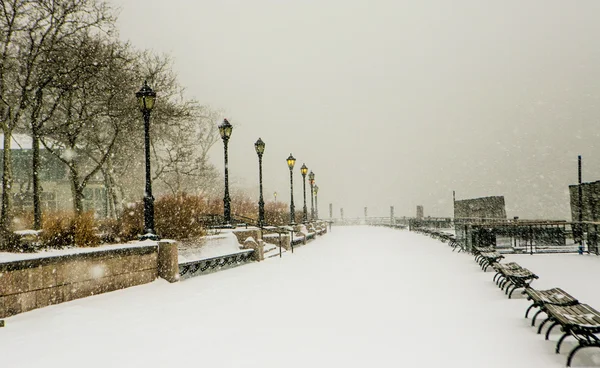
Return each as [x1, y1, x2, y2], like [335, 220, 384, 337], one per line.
[135, 81, 158, 240]
[308, 171, 315, 221]
[255, 138, 265, 227]
[300, 164, 308, 223]
[286, 154, 296, 225]
[219, 119, 233, 225]
[314, 185, 319, 220]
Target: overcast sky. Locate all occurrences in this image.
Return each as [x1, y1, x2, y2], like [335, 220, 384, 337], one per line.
[112, 0, 600, 220]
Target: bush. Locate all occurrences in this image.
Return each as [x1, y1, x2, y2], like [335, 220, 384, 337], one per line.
[119, 202, 144, 241]
[97, 218, 122, 244]
[40, 212, 99, 248]
[72, 212, 100, 247]
[40, 213, 73, 248]
[264, 201, 290, 226]
[155, 194, 206, 239]
[0, 229, 24, 252]
[120, 194, 208, 240]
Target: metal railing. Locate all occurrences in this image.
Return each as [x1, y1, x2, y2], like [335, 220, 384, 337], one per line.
[178, 249, 255, 279]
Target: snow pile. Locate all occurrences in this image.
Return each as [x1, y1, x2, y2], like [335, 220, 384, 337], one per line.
[177, 232, 242, 262]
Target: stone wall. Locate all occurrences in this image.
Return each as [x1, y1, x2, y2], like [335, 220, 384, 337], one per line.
[231, 229, 261, 244]
[0, 245, 159, 318]
[262, 233, 290, 250]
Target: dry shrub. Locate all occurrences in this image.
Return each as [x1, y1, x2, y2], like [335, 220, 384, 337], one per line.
[231, 193, 258, 220]
[40, 212, 73, 248]
[264, 201, 289, 226]
[119, 203, 144, 241]
[155, 194, 206, 239]
[0, 229, 25, 252]
[72, 212, 99, 247]
[205, 197, 223, 215]
[120, 194, 208, 240]
[97, 218, 122, 243]
[40, 212, 99, 248]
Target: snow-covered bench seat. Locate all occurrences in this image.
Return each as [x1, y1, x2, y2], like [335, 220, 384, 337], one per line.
[473, 246, 495, 260]
[477, 251, 504, 272]
[492, 262, 523, 285]
[523, 287, 579, 328]
[497, 266, 538, 298]
[542, 303, 600, 367]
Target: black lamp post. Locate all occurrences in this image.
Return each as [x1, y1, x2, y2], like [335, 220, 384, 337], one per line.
[219, 119, 233, 226]
[308, 171, 315, 221]
[314, 185, 319, 220]
[255, 138, 265, 227]
[300, 164, 308, 223]
[287, 154, 296, 225]
[135, 81, 158, 240]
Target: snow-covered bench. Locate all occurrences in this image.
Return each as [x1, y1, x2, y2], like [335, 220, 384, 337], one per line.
[492, 262, 522, 285]
[497, 266, 538, 298]
[522, 287, 578, 329]
[542, 303, 600, 367]
[477, 251, 504, 272]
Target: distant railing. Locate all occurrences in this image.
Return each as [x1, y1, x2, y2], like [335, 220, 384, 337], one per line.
[328, 217, 410, 227]
[408, 216, 599, 256]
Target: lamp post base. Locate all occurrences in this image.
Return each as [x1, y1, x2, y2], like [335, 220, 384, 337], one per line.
[140, 232, 160, 241]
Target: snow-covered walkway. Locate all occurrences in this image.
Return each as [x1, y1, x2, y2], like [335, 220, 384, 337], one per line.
[2, 226, 600, 368]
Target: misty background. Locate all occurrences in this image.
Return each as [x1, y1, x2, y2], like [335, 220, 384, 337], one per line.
[112, 0, 600, 219]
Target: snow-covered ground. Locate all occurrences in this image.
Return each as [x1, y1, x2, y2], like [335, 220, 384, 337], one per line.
[1, 226, 600, 368]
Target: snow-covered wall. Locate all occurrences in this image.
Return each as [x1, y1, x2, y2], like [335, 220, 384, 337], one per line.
[0, 245, 159, 318]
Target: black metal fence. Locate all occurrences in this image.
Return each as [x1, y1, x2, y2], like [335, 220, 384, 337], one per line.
[455, 219, 600, 255]
[178, 249, 255, 280]
[406, 216, 600, 256]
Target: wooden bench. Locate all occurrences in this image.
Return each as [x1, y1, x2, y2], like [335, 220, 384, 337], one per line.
[499, 267, 538, 298]
[543, 304, 600, 367]
[477, 251, 504, 271]
[523, 287, 579, 328]
[444, 234, 457, 248]
[472, 246, 495, 262]
[492, 262, 522, 285]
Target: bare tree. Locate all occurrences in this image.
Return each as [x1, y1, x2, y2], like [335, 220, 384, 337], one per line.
[41, 34, 133, 214]
[152, 104, 221, 196]
[108, 53, 222, 210]
[0, 0, 114, 229]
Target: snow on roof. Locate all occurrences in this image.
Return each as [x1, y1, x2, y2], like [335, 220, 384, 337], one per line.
[0, 134, 33, 149]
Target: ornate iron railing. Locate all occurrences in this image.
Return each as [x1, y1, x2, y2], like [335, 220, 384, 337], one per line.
[178, 249, 255, 279]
